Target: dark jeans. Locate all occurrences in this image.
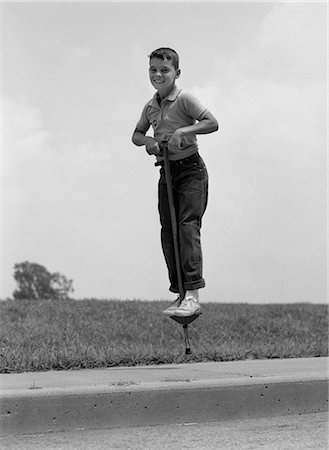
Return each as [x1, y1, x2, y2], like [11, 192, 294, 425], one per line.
[158, 152, 208, 293]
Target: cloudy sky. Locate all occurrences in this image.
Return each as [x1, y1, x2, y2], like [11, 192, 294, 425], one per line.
[2, 1, 327, 303]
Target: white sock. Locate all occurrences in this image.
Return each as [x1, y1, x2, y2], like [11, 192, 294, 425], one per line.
[185, 289, 199, 301]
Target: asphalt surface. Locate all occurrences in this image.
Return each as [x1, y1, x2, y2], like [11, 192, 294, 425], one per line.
[1, 413, 328, 449]
[0, 357, 328, 435]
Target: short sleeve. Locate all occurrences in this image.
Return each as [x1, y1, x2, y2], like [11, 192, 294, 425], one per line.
[135, 103, 151, 134]
[179, 92, 208, 121]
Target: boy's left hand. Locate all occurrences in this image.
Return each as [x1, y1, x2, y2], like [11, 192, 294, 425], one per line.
[168, 129, 184, 153]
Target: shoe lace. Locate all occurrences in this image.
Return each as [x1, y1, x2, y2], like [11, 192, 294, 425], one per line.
[181, 296, 198, 307]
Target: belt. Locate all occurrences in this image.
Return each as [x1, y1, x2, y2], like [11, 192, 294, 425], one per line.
[154, 152, 200, 167]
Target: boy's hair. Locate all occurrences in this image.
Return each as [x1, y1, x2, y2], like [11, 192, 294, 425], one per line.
[149, 48, 179, 70]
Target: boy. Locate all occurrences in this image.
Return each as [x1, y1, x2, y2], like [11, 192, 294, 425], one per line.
[132, 48, 218, 317]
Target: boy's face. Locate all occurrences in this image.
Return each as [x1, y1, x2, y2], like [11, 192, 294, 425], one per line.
[149, 57, 180, 98]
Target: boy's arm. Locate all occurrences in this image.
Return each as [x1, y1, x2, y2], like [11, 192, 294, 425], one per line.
[169, 111, 219, 150]
[132, 128, 161, 156]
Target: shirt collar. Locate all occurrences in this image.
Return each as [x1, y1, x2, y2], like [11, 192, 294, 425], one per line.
[151, 86, 181, 107]
[166, 86, 181, 101]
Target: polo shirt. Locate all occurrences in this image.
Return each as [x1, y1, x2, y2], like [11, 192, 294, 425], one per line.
[135, 87, 209, 161]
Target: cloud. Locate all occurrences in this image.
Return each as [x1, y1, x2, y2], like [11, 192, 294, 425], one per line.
[2, 97, 53, 201]
[66, 46, 90, 62]
[191, 81, 221, 113]
[258, 2, 326, 83]
[191, 3, 326, 302]
[3, 97, 51, 154]
[1, 96, 161, 300]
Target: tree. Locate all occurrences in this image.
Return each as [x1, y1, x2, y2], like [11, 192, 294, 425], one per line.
[13, 261, 74, 300]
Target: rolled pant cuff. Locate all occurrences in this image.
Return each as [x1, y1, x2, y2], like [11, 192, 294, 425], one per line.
[169, 280, 205, 293]
[169, 286, 180, 294]
[184, 279, 206, 291]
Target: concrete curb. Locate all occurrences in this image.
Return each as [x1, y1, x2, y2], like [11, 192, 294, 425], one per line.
[0, 358, 328, 434]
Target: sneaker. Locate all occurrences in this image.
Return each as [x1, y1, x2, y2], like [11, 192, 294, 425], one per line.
[172, 296, 201, 317]
[162, 296, 182, 316]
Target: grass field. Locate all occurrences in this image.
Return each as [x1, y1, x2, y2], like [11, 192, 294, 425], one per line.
[0, 299, 327, 373]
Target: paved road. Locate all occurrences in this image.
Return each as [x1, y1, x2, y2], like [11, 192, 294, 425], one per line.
[1, 412, 328, 449]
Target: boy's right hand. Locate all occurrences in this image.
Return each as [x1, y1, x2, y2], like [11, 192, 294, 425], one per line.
[145, 137, 161, 156]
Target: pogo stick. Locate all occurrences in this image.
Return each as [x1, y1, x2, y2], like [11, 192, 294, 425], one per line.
[158, 142, 201, 355]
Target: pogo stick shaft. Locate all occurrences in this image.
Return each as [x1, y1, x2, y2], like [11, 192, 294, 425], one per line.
[162, 143, 185, 300]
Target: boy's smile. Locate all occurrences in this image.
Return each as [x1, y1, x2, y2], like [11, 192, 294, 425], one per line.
[149, 57, 180, 98]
